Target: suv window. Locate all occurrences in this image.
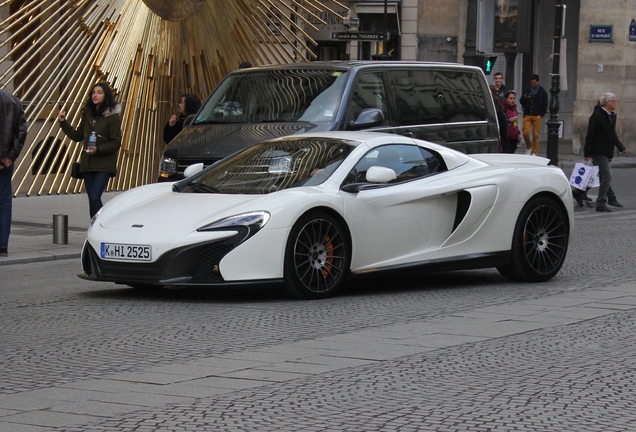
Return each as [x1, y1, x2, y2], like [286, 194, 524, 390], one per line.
[386, 69, 489, 126]
[345, 144, 446, 185]
[194, 69, 349, 124]
[348, 72, 389, 126]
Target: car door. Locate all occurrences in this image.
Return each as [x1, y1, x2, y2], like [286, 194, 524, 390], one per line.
[340, 144, 461, 272]
[344, 71, 391, 128]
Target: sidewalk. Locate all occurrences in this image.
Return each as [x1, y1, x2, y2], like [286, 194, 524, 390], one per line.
[2, 140, 636, 267]
[0, 192, 120, 267]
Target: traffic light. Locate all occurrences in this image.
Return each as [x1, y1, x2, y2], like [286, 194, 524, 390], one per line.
[474, 54, 498, 75]
[485, 56, 497, 74]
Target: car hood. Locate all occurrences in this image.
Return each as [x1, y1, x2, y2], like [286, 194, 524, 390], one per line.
[97, 183, 262, 232]
[165, 121, 334, 159]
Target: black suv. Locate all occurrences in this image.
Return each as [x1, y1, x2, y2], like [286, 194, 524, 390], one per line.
[159, 61, 499, 181]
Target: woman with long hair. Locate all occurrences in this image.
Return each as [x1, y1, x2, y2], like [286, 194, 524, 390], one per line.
[58, 82, 122, 218]
[503, 90, 521, 154]
[163, 93, 201, 144]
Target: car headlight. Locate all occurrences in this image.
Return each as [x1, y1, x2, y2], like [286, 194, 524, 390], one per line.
[90, 208, 102, 226]
[159, 157, 178, 178]
[198, 211, 271, 243]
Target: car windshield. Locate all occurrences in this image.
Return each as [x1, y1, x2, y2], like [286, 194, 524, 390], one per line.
[194, 69, 349, 124]
[183, 137, 355, 194]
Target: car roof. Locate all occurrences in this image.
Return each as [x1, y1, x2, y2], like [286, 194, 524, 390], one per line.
[234, 61, 483, 74]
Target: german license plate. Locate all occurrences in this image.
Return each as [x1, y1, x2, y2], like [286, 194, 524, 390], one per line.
[101, 243, 151, 261]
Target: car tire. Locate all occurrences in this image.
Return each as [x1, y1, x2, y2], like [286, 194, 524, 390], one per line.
[283, 211, 351, 300]
[497, 196, 569, 282]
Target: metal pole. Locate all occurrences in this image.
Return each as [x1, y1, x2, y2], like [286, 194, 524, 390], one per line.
[383, 0, 388, 54]
[546, 3, 566, 166]
[52, 214, 68, 245]
[462, 0, 478, 66]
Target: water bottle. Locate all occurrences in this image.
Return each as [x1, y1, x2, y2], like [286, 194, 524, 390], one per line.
[86, 131, 97, 153]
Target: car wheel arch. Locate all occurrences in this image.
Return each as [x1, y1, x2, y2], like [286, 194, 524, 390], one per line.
[497, 192, 570, 282]
[289, 206, 353, 250]
[282, 206, 353, 299]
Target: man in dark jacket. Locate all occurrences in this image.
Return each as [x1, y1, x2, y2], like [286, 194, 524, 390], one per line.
[584, 92, 627, 212]
[520, 74, 548, 155]
[0, 89, 28, 257]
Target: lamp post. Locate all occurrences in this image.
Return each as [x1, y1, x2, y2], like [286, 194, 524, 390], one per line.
[383, 0, 388, 57]
[546, 3, 566, 166]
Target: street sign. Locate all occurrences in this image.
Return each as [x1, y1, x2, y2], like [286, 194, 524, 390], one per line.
[589, 25, 613, 42]
[332, 32, 386, 40]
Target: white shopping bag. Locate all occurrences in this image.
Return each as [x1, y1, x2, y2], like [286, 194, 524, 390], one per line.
[588, 165, 601, 188]
[569, 162, 599, 191]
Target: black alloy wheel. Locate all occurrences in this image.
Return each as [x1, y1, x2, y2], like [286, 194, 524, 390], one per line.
[283, 212, 350, 299]
[497, 196, 569, 282]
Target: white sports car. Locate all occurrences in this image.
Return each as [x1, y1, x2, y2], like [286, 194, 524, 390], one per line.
[80, 132, 573, 299]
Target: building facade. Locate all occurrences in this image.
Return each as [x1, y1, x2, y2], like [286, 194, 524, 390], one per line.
[323, 0, 635, 152]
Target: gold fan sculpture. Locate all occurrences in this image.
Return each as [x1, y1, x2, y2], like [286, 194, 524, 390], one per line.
[1, 0, 346, 197]
[142, 0, 206, 21]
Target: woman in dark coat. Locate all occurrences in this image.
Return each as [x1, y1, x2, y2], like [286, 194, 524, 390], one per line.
[58, 82, 122, 218]
[502, 90, 521, 154]
[163, 93, 201, 144]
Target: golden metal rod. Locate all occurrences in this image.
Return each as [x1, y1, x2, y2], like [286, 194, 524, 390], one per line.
[263, 0, 318, 43]
[291, 0, 326, 25]
[5, 0, 351, 196]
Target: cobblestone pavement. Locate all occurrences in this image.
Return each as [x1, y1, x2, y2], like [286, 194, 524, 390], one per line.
[2, 177, 636, 431]
[65, 308, 636, 432]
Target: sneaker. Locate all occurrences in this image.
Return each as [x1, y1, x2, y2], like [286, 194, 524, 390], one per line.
[525, 149, 532, 155]
[0, 249, 7, 257]
[581, 190, 593, 201]
[596, 204, 612, 212]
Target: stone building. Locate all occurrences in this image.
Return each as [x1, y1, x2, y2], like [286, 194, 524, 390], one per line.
[317, 0, 635, 153]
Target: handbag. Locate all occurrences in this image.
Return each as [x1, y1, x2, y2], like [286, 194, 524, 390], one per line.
[71, 162, 82, 179]
[569, 162, 598, 191]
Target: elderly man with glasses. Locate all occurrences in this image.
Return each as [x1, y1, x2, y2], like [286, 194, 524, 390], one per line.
[583, 92, 627, 212]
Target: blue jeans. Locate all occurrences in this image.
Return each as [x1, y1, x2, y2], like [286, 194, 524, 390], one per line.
[0, 163, 14, 250]
[82, 171, 111, 218]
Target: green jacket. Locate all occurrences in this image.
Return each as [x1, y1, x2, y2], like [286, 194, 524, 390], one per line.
[60, 104, 122, 177]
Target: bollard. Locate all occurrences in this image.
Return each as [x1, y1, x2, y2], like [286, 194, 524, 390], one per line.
[52, 214, 69, 245]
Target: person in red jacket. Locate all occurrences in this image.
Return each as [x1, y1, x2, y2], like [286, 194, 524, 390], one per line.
[502, 90, 521, 154]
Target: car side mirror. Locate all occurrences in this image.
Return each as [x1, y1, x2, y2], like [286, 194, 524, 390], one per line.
[366, 166, 396, 183]
[349, 108, 384, 130]
[340, 166, 396, 193]
[183, 162, 204, 178]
